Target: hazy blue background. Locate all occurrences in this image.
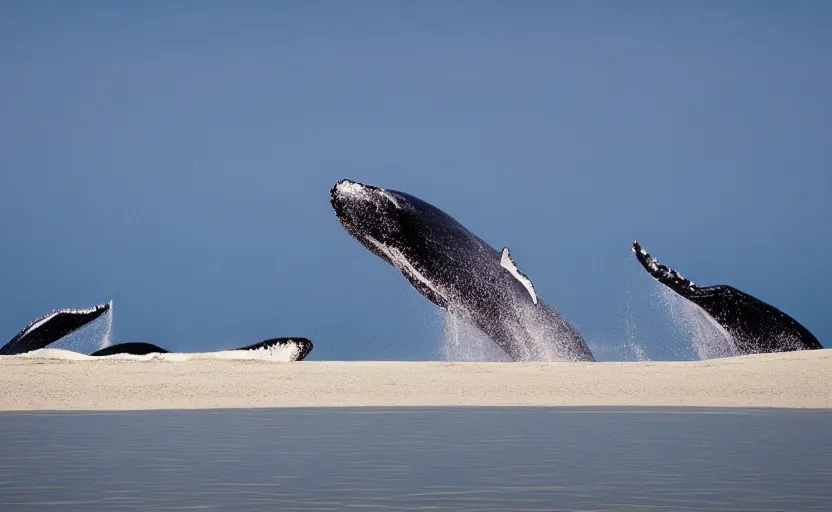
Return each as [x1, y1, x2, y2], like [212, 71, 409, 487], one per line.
[1, 2, 829, 360]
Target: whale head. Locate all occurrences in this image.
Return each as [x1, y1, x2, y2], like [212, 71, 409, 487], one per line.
[330, 179, 414, 263]
[331, 178, 501, 310]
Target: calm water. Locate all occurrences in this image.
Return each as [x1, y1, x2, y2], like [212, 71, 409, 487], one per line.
[0, 407, 829, 511]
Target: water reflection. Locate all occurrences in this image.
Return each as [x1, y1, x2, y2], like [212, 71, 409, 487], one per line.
[0, 407, 829, 511]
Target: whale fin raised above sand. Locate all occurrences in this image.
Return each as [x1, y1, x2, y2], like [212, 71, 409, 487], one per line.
[632, 240, 696, 298]
[631, 240, 822, 354]
[500, 248, 538, 305]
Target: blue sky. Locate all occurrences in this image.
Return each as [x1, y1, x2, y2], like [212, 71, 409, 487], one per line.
[1, 2, 829, 360]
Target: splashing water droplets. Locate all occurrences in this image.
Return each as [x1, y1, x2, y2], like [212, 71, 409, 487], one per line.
[441, 310, 509, 362]
[618, 293, 649, 361]
[100, 300, 114, 350]
[654, 284, 738, 359]
[49, 302, 114, 354]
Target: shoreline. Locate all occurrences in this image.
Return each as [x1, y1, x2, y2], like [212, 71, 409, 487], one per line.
[1, 349, 829, 411]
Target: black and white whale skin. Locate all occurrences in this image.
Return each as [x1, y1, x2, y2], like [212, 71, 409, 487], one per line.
[89, 338, 314, 361]
[2, 303, 314, 361]
[233, 338, 315, 361]
[330, 179, 594, 362]
[633, 241, 822, 354]
[0, 303, 111, 356]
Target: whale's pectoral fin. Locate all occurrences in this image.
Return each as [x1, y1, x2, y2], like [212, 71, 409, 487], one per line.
[0, 303, 111, 356]
[632, 240, 697, 298]
[500, 248, 538, 305]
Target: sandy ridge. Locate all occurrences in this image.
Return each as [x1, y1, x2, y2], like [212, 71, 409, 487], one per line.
[0, 349, 829, 411]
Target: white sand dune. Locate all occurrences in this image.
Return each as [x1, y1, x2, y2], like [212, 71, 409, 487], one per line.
[0, 349, 829, 411]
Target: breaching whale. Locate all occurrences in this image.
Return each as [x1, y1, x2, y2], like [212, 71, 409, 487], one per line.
[330, 179, 594, 362]
[89, 338, 314, 361]
[632, 241, 822, 354]
[0, 303, 111, 356]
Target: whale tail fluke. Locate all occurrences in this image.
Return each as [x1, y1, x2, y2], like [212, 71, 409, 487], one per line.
[632, 241, 698, 298]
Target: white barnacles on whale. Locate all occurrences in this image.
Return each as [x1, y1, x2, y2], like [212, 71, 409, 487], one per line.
[633, 241, 696, 290]
[500, 248, 538, 305]
[334, 179, 402, 210]
[334, 180, 372, 199]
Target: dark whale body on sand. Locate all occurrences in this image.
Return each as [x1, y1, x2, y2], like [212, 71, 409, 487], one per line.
[89, 342, 169, 357]
[89, 338, 314, 361]
[2, 304, 313, 361]
[633, 241, 822, 354]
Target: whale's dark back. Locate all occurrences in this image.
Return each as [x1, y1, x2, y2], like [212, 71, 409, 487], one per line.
[334, 183, 593, 361]
[1, 306, 110, 356]
[90, 342, 169, 357]
[88, 338, 314, 360]
[390, 190, 505, 304]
